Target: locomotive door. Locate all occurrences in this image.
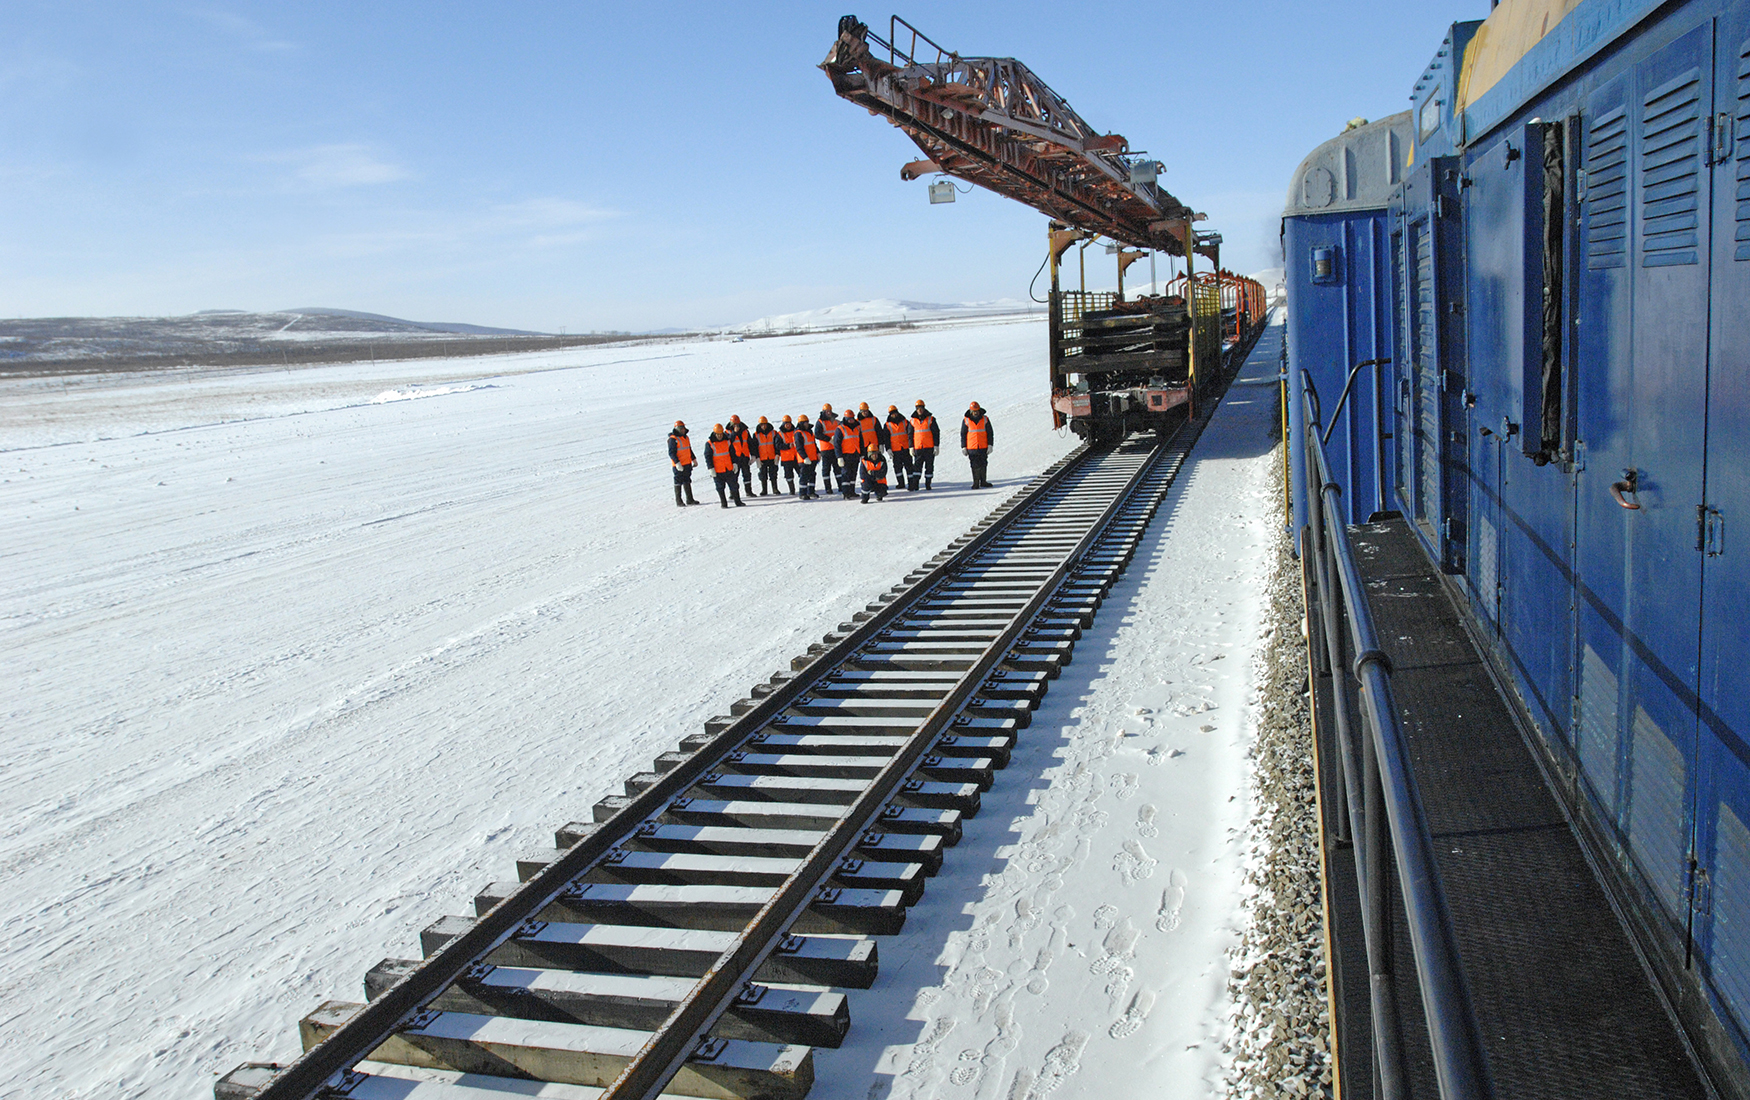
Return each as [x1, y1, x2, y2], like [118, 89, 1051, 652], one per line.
[1401, 156, 1468, 575]
[1694, 14, 1750, 1017]
[1572, 23, 1714, 940]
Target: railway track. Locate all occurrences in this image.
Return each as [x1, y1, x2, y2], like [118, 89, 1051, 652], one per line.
[220, 343, 1255, 1100]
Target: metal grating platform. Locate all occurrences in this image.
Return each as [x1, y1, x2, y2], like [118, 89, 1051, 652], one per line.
[1309, 515, 1710, 1099]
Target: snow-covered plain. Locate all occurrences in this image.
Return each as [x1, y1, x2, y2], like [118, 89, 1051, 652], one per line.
[0, 313, 1283, 1098]
[732, 298, 1040, 334]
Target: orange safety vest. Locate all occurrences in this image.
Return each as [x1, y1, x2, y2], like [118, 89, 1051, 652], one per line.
[670, 433, 694, 466]
[779, 428, 800, 462]
[838, 423, 862, 454]
[707, 437, 735, 473]
[729, 428, 750, 459]
[911, 414, 935, 449]
[861, 454, 887, 485]
[886, 417, 910, 450]
[858, 414, 879, 450]
[800, 431, 820, 461]
[753, 428, 779, 461]
[964, 415, 989, 450]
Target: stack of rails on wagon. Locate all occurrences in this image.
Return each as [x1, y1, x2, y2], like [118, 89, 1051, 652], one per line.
[666, 398, 990, 509]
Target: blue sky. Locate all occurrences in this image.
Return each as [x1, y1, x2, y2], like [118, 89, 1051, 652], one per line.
[0, 3, 1475, 331]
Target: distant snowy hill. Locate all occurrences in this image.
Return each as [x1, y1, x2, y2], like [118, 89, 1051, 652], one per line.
[274, 307, 538, 337]
[731, 297, 1041, 334]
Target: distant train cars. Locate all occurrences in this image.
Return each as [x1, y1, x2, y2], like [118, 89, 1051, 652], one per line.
[1286, 0, 1750, 1086]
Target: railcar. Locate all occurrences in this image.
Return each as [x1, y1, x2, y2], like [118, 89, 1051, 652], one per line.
[1287, 0, 1750, 1091]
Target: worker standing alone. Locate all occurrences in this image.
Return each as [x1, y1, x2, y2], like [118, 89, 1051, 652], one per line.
[836, 410, 863, 500]
[668, 421, 700, 507]
[962, 401, 994, 488]
[751, 416, 781, 496]
[705, 424, 745, 508]
[859, 442, 889, 504]
[795, 414, 821, 499]
[909, 400, 940, 491]
[884, 405, 913, 491]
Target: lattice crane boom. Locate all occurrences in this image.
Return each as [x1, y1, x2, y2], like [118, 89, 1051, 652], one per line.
[821, 15, 1212, 259]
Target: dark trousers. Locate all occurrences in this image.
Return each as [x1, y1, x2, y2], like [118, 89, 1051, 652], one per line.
[839, 453, 860, 497]
[735, 457, 752, 492]
[968, 450, 989, 487]
[912, 448, 935, 489]
[757, 458, 779, 494]
[890, 449, 913, 489]
[714, 471, 744, 506]
[673, 464, 697, 504]
[817, 446, 835, 489]
[781, 459, 798, 492]
[799, 460, 817, 495]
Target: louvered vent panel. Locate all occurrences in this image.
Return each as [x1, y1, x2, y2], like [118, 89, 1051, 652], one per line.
[1736, 37, 1749, 260]
[1586, 106, 1629, 269]
[1639, 66, 1702, 267]
[1414, 221, 1439, 522]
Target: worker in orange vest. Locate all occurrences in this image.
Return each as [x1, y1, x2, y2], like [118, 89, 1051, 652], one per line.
[705, 424, 746, 508]
[883, 405, 914, 492]
[777, 415, 804, 495]
[751, 416, 781, 496]
[815, 403, 838, 494]
[909, 400, 941, 491]
[856, 402, 885, 452]
[795, 414, 821, 499]
[961, 401, 994, 488]
[668, 420, 700, 507]
[836, 410, 863, 500]
[725, 415, 754, 497]
[859, 441, 889, 504]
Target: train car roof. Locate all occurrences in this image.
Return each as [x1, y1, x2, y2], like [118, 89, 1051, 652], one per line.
[1282, 111, 1413, 218]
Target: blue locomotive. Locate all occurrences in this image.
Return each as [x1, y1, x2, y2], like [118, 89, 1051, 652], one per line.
[1287, 0, 1750, 1092]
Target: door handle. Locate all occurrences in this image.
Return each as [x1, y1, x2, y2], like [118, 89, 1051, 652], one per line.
[1611, 469, 1641, 510]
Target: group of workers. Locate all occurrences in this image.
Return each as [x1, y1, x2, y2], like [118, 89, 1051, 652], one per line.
[666, 400, 996, 508]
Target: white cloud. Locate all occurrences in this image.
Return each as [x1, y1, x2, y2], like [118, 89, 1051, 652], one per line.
[269, 144, 409, 188]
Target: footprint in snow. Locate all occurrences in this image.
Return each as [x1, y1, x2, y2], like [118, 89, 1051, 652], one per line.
[1156, 868, 1188, 932]
[1092, 904, 1119, 930]
[1109, 773, 1139, 800]
[1136, 804, 1159, 838]
[1114, 838, 1158, 884]
[1024, 1031, 1090, 1099]
[1109, 989, 1157, 1039]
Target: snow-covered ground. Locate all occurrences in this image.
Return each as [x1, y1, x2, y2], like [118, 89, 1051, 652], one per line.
[732, 298, 1040, 334]
[0, 312, 1284, 1098]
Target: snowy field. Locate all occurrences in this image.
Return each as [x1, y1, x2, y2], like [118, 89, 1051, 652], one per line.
[0, 313, 1284, 1098]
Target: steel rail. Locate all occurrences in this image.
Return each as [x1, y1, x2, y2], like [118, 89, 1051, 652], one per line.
[250, 440, 1122, 1100]
[1301, 379, 1496, 1100]
[599, 442, 1167, 1100]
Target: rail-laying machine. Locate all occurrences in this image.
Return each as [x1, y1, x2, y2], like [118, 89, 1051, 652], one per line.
[822, 15, 1267, 443]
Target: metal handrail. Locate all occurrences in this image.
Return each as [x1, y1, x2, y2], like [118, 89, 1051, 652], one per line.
[1301, 374, 1495, 1100]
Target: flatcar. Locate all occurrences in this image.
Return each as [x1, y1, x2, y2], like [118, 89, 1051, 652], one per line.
[1287, 0, 1750, 1091]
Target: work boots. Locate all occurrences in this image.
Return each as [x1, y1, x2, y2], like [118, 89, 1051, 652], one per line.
[685, 484, 699, 505]
[675, 486, 685, 508]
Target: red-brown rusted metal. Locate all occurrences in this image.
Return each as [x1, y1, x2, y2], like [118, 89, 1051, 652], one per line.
[822, 15, 1204, 257]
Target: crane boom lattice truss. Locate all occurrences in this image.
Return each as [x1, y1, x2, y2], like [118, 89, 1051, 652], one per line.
[822, 15, 1209, 258]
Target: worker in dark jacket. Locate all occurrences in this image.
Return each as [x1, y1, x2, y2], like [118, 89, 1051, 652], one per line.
[961, 401, 994, 488]
[725, 415, 754, 497]
[815, 403, 838, 493]
[909, 400, 941, 491]
[795, 414, 821, 499]
[751, 416, 781, 496]
[884, 405, 913, 491]
[705, 424, 746, 508]
[668, 421, 700, 507]
[778, 415, 803, 495]
[859, 442, 889, 504]
[836, 410, 863, 500]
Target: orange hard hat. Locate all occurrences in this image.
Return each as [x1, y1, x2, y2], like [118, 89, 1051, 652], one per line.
[969, 401, 981, 411]
[781, 414, 793, 421]
[729, 414, 742, 422]
[888, 405, 898, 412]
[759, 416, 769, 424]
[859, 402, 870, 411]
[713, 423, 724, 432]
[915, 398, 926, 406]
[674, 420, 685, 429]
[822, 403, 834, 412]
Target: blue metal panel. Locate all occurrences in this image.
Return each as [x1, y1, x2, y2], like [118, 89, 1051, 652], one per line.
[1413, 22, 1484, 163]
[1699, 9, 1750, 1023]
[1285, 210, 1396, 530]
